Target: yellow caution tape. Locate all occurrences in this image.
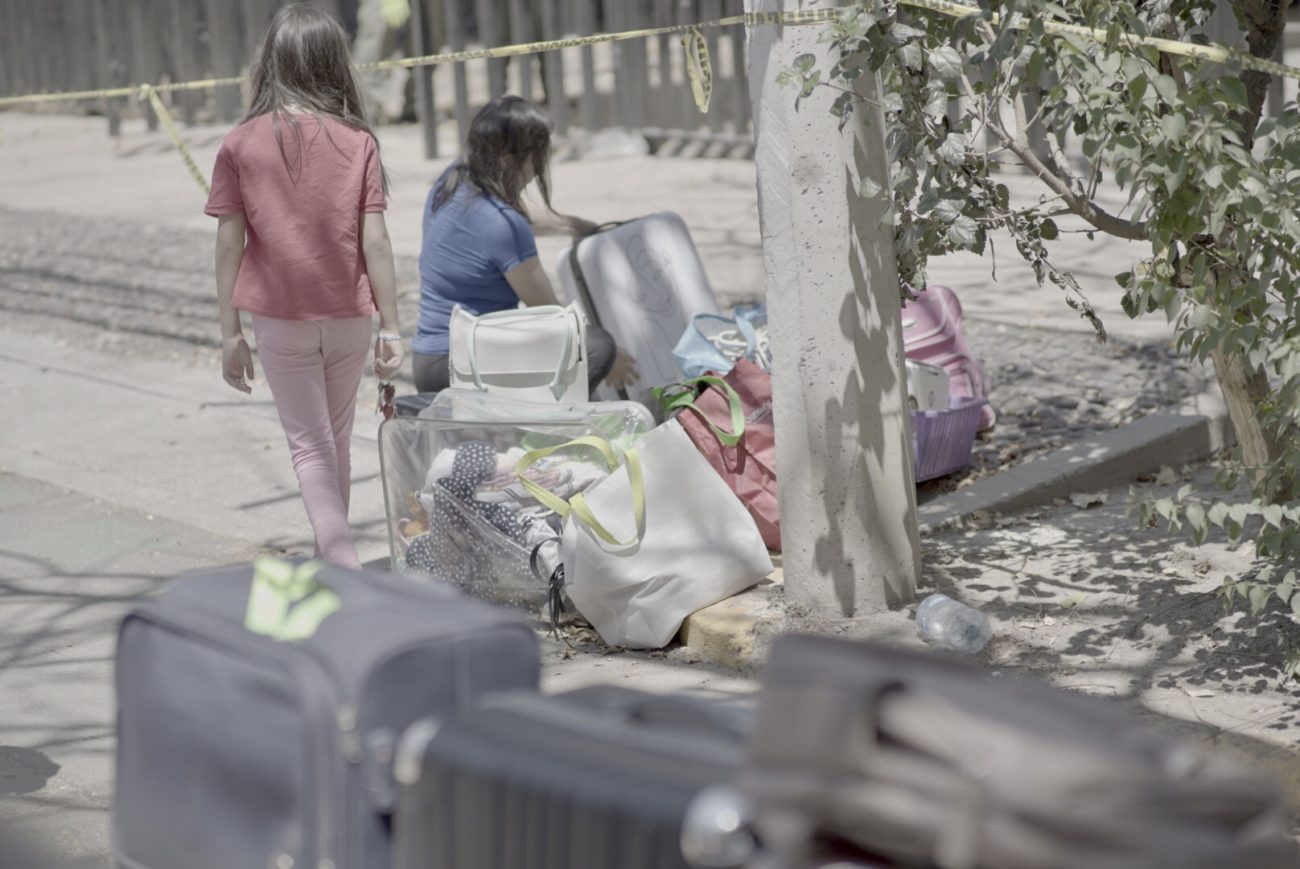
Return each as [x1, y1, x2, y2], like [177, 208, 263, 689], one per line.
[1, 5, 1292, 109]
[682, 28, 715, 114]
[2, 3, 1296, 196]
[138, 84, 211, 195]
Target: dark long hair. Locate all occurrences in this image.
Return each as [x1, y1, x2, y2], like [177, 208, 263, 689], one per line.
[244, 3, 387, 192]
[431, 95, 556, 220]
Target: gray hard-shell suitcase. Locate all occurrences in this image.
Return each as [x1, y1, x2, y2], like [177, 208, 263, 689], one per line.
[393, 685, 751, 869]
[112, 563, 540, 869]
[731, 635, 1296, 869]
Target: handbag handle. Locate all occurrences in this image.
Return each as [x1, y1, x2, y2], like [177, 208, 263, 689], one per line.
[514, 436, 645, 547]
[464, 306, 579, 401]
[653, 376, 746, 448]
[692, 313, 757, 360]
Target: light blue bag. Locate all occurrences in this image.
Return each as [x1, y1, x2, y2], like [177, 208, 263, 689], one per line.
[672, 304, 770, 378]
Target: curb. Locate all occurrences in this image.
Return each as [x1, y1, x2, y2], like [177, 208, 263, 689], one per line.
[678, 393, 1235, 670]
[678, 574, 782, 671]
[919, 392, 1234, 532]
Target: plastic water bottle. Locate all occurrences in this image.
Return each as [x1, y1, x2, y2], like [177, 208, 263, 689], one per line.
[916, 594, 992, 654]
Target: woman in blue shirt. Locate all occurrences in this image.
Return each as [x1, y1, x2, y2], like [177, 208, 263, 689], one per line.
[412, 95, 637, 394]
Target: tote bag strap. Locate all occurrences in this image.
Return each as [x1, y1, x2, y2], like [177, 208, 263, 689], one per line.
[466, 306, 576, 400]
[654, 376, 746, 448]
[570, 447, 644, 547]
[515, 436, 645, 546]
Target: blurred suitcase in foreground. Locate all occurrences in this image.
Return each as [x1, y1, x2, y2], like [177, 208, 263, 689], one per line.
[710, 634, 1295, 869]
[557, 212, 722, 404]
[394, 685, 750, 869]
[113, 560, 540, 869]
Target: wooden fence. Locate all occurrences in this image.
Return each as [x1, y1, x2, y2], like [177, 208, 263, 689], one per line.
[0, 0, 754, 155]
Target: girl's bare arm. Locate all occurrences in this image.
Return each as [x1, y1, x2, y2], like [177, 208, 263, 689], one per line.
[361, 211, 400, 333]
[215, 213, 247, 340]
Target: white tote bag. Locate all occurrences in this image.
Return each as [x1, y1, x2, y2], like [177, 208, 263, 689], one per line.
[449, 303, 589, 403]
[518, 420, 773, 649]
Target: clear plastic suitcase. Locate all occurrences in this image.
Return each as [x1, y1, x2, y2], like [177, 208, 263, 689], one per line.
[378, 416, 613, 610]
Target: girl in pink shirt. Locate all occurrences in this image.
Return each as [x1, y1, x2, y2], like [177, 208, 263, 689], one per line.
[205, 3, 403, 569]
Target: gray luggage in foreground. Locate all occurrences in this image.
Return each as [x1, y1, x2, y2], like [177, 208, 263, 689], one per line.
[731, 635, 1295, 869]
[394, 685, 750, 869]
[112, 563, 540, 869]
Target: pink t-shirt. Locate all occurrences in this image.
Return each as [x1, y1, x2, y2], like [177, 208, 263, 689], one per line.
[204, 113, 386, 320]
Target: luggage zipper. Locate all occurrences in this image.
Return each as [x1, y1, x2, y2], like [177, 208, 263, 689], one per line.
[126, 606, 344, 869]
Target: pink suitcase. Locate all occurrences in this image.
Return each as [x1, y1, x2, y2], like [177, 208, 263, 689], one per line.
[901, 286, 995, 430]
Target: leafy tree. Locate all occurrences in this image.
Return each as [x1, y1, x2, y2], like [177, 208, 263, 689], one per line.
[784, 0, 1300, 622]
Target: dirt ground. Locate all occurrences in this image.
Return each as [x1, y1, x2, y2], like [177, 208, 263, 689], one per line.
[762, 460, 1300, 811]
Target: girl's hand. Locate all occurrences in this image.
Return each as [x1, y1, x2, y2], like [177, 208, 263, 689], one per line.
[222, 335, 255, 393]
[375, 331, 405, 380]
[605, 348, 639, 391]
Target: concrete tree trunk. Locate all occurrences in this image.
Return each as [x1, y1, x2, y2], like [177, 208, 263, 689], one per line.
[745, 0, 921, 617]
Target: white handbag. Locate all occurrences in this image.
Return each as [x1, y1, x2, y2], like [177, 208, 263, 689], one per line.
[449, 303, 589, 403]
[517, 419, 773, 649]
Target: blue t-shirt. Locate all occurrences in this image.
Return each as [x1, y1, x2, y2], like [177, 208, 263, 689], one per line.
[414, 170, 538, 355]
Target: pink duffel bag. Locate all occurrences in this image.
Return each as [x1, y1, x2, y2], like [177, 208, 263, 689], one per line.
[901, 285, 996, 430]
[657, 358, 781, 552]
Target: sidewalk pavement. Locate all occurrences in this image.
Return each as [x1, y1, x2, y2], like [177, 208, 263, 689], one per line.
[0, 328, 753, 863]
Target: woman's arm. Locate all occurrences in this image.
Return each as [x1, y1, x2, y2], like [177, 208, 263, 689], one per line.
[362, 211, 404, 379]
[504, 257, 562, 308]
[215, 213, 255, 393]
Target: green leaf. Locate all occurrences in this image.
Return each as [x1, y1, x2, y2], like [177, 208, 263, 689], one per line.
[1278, 570, 1297, 605]
[927, 45, 964, 80]
[937, 132, 969, 166]
[897, 41, 923, 71]
[1222, 77, 1248, 108]
[1040, 219, 1059, 241]
[859, 176, 883, 199]
[946, 215, 979, 249]
[932, 199, 962, 223]
[1128, 76, 1148, 104]
[1153, 74, 1178, 103]
[1160, 113, 1187, 142]
[1263, 504, 1285, 528]
[1250, 584, 1270, 616]
[924, 87, 949, 120]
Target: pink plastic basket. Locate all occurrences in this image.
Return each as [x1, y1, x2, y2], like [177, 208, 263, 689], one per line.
[912, 397, 987, 482]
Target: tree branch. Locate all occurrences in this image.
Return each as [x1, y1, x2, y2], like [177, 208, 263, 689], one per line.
[957, 72, 1150, 241]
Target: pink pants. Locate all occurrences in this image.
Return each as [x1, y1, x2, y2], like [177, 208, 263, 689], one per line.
[252, 314, 372, 569]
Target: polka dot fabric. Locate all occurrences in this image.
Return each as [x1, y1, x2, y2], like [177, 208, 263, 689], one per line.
[405, 441, 535, 602]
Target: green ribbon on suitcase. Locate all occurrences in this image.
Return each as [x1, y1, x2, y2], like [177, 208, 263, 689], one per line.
[244, 557, 342, 641]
